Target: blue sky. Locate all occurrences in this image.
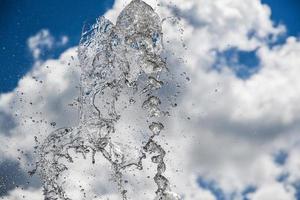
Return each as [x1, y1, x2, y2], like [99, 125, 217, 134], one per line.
[262, 0, 300, 37]
[0, 0, 114, 93]
[0, 0, 299, 93]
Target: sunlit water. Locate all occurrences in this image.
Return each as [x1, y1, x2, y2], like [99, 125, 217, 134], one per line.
[30, 0, 181, 199]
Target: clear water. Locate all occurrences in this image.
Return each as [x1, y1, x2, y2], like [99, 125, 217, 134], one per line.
[30, 0, 180, 199]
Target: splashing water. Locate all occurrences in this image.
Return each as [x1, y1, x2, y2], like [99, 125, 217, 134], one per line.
[31, 0, 181, 199]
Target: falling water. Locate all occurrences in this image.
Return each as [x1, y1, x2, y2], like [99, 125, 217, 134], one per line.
[30, 0, 181, 199]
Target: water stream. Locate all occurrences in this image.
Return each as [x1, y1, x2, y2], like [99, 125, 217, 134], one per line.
[30, 1, 181, 199]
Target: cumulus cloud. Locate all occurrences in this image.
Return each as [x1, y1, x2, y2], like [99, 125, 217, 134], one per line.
[0, 47, 79, 198]
[106, 0, 300, 198]
[1, 188, 43, 200]
[27, 29, 69, 60]
[1, 0, 300, 199]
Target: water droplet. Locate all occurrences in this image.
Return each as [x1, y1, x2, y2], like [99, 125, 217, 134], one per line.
[149, 122, 164, 135]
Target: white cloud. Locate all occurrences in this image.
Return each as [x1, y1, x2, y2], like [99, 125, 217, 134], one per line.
[250, 182, 295, 200]
[1, 0, 300, 199]
[0, 47, 79, 163]
[1, 188, 43, 200]
[27, 29, 69, 60]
